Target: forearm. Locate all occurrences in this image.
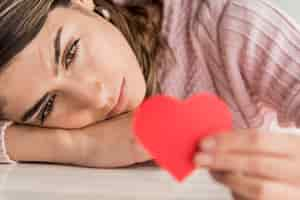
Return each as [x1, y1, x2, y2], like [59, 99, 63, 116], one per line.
[76, 113, 151, 167]
[4, 113, 150, 167]
[5, 124, 79, 164]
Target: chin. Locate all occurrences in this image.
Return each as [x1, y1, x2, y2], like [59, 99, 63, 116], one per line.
[131, 91, 147, 110]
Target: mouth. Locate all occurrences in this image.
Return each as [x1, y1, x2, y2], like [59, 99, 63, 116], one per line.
[106, 78, 127, 118]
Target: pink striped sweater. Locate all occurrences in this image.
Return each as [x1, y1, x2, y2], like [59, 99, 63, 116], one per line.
[1, 0, 300, 163]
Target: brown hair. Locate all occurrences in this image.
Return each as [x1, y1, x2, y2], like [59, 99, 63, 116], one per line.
[0, 0, 165, 120]
[93, 0, 165, 97]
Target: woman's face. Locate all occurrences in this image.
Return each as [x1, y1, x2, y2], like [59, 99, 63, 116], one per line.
[0, 2, 146, 128]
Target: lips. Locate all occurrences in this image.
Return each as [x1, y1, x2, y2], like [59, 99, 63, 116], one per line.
[107, 78, 126, 118]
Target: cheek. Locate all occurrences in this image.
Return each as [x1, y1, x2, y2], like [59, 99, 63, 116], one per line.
[87, 27, 136, 71]
[87, 33, 146, 104]
[52, 111, 99, 129]
[49, 103, 104, 129]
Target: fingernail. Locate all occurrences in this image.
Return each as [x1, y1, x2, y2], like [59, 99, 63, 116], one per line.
[195, 154, 213, 166]
[201, 138, 216, 152]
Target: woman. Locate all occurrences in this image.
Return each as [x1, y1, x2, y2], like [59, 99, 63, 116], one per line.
[1, 0, 300, 199]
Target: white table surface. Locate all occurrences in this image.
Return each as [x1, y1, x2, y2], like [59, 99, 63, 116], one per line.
[0, 123, 298, 200]
[0, 162, 231, 200]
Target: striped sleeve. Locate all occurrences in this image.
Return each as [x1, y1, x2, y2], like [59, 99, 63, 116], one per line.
[218, 0, 300, 127]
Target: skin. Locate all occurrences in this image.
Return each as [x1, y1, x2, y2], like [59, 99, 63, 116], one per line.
[1, 0, 150, 170]
[0, 0, 146, 129]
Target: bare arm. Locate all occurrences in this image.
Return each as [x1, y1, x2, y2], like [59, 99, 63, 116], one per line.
[5, 112, 151, 167]
[5, 124, 77, 164]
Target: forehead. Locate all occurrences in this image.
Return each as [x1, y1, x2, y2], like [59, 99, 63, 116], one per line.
[0, 5, 95, 120]
[0, 7, 71, 119]
[8, 5, 93, 67]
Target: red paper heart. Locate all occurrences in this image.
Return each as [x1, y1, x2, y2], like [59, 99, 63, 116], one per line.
[133, 93, 232, 182]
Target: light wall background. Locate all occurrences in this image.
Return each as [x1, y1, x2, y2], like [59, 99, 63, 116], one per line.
[269, 0, 300, 22]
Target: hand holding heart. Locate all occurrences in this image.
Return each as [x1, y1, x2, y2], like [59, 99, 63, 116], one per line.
[133, 93, 232, 181]
[197, 129, 300, 200]
[133, 93, 300, 199]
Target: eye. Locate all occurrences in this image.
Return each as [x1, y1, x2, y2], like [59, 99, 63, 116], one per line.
[38, 94, 57, 125]
[64, 38, 80, 69]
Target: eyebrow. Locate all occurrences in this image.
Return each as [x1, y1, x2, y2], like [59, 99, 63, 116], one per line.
[54, 26, 63, 67]
[20, 27, 64, 123]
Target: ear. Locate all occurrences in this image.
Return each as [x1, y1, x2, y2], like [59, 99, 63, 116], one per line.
[70, 0, 95, 11]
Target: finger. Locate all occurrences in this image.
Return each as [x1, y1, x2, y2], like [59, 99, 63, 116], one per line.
[209, 170, 250, 200]
[200, 129, 300, 157]
[209, 170, 226, 183]
[217, 173, 300, 200]
[210, 171, 254, 200]
[231, 192, 250, 200]
[196, 151, 300, 184]
[209, 171, 250, 200]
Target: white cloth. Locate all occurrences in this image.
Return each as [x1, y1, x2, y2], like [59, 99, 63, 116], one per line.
[0, 121, 16, 164]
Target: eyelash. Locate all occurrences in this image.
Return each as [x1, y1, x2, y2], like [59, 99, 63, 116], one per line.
[38, 94, 57, 125]
[64, 38, 80, 69]
[37, 39, 80, 125]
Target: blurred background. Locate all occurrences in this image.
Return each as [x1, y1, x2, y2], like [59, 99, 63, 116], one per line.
[270, 0, 300, 22]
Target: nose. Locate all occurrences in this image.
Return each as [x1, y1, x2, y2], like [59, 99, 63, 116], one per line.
[64, 80, 113, 110]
